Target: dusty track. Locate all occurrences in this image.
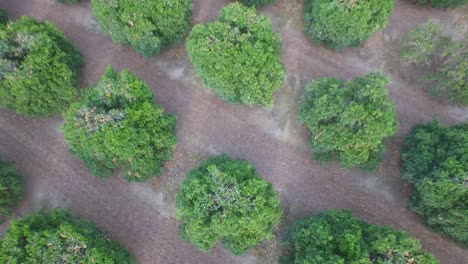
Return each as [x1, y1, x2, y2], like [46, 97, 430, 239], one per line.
[0, 0, 467, 263]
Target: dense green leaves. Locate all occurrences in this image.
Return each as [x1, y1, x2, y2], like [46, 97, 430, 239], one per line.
[0, 17, 83, 117]
[304, 0, 394, 49]
[186, 3, 286, 106]
[0, 209, 134, 263]
[236, 0, 276, 6]
[299, 73, 398, 169]
[416, 0, 467, 8]
[176, 155, 282, 255]
[0, 161, 23, 220]
[63, 66, 177, 182]
[402, 121, 468, 245]
[400, 20, 467, 105]
[280, 210, 438, 264]
[91, 0, 192, 57]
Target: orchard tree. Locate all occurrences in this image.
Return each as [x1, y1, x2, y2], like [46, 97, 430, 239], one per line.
[402, 121, 468, 245]
[0, 17, 83, 117]
[91, 0, 192, 57]
[299, 73, 398, 169]
[176, 155, 282, 255]
[401, 20, 467, 105]
[63, 66, 177, 182]
[0, 161, 23, 220]
[280, 210, 438, 264]
[416, 0, 467, 8]
[0, 209, 135, 263]
[186, 3, 286, 106]
[304, 0, 395, 49]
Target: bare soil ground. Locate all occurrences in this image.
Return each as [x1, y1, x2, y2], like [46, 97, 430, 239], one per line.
[0, 0, 467, 263]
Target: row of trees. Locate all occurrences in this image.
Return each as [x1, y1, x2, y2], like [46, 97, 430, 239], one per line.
[0, 1, 465, 261]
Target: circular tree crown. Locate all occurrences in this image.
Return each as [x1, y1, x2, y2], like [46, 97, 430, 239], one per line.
[63, 66, 177, 181]
[0, 209, 134, 263]
[299, 73, 398, 169]
[176, 155, 282, 255]
[304, 0, 395, 49]
[91, 0, 192, 57]
[186, 2, 286, 106]
[402, 121, 468, 245]
[0, 17, 83, 116]
[280, 210, 438, 264]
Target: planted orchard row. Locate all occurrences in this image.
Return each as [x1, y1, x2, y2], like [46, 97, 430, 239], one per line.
[0, 1, 466, 263]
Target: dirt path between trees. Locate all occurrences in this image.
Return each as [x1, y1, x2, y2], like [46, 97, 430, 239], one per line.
[0, 0, 467, 263]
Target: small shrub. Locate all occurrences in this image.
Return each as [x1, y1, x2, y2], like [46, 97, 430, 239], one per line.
[91, 0, 192, 57]
[186, 3, 286, 106]
[63, 66, 177, 182]
[401, 20, 467, 105]
[416, 0, 467, 8]
[176, 155, 282, 255]
[236, 0, 275, 6]
[0, 17, 83, 117]
[280, 210, 438, 264]
[299, 73, 398, 169]
[0, 161, 23, 220]
[402, 121, 468, 246]
[0, 9, 8, 25]
[0, 209, 135, 263]
[304, 0, 395, 49]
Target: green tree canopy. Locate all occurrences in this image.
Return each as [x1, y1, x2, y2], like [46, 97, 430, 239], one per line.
[402, 121, 468, 245]
[63, 66, 177, 182]
[0, 209, 134, 263]
[0, 17, 83, 116]
[91, 0, 192, 57]
[299, 73, 398, 169]
[304, 0, 395, 49]
[176, 155, 282, 255]
[280, 210, 438, 264]
[186, 2, 286, 106]
[0, 161, 23, 220]
[400, 20, 467, 105]
[416, 0, 467, 8]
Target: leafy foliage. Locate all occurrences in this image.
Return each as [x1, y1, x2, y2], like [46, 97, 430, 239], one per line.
[0, 9, 8, 25]
[0, 17, 83, 116]
[91, 0, 192, 57]
[400, 20, 467, 105]
[186, 2, 286, 106]
[176, 155, 282, 255]
[304, 0, 395, 49]
[299, 73, 398, 169]
[416, 0, 467, 8]
[0, 209, 135, 263]
[236, 0, 276, 6]
[402, 121, 468, 246]
[280, 210, 438, 264]
[63, 66, 177, 182]
[0, 161, 23, 220]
